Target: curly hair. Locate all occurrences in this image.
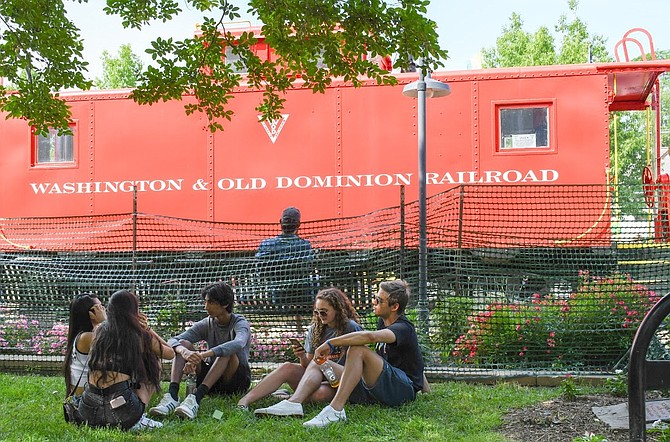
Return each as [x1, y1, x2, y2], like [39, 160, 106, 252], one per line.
[310, 287, 359, 350]
[63, 293, 98, 390]
[88, 290, 162, 391]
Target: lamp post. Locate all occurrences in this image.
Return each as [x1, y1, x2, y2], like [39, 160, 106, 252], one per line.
[402, 66, 450, 332]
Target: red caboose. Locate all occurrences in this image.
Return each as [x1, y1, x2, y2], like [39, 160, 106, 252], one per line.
[0, 27, 668, 248]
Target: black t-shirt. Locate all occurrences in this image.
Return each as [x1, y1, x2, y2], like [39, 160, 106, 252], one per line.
[374, 315, 424, 392]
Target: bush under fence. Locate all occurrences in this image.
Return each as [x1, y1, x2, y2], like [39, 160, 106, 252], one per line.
[1, 184, 670, 379]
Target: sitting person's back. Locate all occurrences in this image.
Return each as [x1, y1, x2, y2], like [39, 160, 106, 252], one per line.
[256, 207, 312, 261]
[256, 207, 315, 309]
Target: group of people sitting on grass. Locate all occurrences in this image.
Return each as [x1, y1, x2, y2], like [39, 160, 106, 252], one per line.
[65, 279, 428, 431]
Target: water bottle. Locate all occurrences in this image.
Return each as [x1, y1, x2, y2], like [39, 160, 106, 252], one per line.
[185, 374, 197, 396]
[316, 357, 339, 388]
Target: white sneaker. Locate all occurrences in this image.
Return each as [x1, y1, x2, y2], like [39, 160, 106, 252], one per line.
[174, 393, 199, 419]
[254, 399, 304, 417]
[303, 405, 346, 428]
[130, 414, 163, 431]
[148, 393, 179, 417]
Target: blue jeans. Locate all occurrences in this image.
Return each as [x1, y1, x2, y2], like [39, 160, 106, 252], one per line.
[348, 361, 417, 406]
[79, 381, 145, 431]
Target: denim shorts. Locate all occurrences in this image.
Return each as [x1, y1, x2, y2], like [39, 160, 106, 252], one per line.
[78, 381, 145, 431]
[348, 361, 417, 406]
[196, 360, 251, 395]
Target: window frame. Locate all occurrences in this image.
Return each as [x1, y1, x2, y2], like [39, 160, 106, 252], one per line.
[493, 100, 556, 155]
[31, 121, 79, 168]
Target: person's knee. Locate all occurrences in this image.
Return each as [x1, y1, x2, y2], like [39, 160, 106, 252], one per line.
[310, 386, 335, 403]
[276, 362, 295, 374]
[347, 345, 372, 359]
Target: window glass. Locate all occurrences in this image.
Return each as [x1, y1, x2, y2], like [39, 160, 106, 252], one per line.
[36, 128, 75, 164]
[499, 106, 549, 149]
[225, 46, 248, 73]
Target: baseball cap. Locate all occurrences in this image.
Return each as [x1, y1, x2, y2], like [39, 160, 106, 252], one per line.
[281, 207, 301, 225]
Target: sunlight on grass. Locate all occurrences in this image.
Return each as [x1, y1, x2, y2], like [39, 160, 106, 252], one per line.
[0, 373, 561, 442]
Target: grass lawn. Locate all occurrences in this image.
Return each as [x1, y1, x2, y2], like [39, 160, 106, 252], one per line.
[0, 373, 561, 442]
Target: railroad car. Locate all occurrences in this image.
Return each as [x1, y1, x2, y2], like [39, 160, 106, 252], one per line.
[0, 28, 668, 246]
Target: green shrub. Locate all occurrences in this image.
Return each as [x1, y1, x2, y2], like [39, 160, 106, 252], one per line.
[452, 271, 660, 368]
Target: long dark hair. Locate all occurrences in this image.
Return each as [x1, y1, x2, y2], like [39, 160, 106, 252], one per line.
[88, 290, 161, 391]
[63, 293, 98, 389]
[310, 287, 360, 350]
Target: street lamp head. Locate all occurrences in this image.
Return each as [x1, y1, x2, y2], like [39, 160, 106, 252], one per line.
[402, 78, 451, 99]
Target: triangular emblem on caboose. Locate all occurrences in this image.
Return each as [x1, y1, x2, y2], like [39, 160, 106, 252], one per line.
[258, 114, 289, 144]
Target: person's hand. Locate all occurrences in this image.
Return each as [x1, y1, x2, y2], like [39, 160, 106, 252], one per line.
[313, 342, 330, 362]
[138, 312, 149, 330]
[179, 347, 203, 365]
[292, 343, 306, 358]
[183, 362, 197, 375]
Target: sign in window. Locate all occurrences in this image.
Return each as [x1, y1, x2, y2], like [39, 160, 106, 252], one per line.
[499, 106, 550, 150]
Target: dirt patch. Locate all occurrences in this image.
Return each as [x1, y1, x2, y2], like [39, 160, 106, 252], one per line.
[498, 393, 664, 442]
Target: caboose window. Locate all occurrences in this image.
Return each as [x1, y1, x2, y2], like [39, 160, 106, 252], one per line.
[499, 106, 550, 149]
[225, 46, 248, 73]
[32, 124, 77, 166]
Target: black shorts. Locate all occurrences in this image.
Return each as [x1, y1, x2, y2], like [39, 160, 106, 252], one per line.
[196, 360, 251, 395]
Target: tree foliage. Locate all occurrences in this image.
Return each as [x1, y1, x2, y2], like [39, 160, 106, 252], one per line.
[481, 0, 611, 68]
[0, 0, 445, 134]
[95, 44, 143, 89]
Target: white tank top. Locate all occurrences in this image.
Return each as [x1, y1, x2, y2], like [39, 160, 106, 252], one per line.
[69, 334, 89, 389]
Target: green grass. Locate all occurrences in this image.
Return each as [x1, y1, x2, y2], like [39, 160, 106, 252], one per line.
[0, 373, 561, 442]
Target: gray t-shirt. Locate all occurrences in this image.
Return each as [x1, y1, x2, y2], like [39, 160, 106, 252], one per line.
[167, 313, 251, 368]
[303, 318, 362, 363]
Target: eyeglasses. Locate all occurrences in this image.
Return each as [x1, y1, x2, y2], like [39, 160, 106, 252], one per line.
[373, 295, 388, 305]
[313, 310, 329, 318]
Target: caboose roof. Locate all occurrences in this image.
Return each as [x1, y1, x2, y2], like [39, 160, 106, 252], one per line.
[423, 60, 670, 112]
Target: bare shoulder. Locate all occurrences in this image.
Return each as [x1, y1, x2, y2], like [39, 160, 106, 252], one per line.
[76, 331, 94, 353]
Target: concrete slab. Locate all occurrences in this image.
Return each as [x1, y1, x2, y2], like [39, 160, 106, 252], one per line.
[593, 399, 670, 430]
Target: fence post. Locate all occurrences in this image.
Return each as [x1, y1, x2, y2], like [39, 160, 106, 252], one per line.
[399, 185, 405, 280]
[132, 185, 137, 292]
[455, 185, 465, 295]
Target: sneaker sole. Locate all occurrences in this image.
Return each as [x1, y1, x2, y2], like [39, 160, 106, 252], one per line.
[174, 408, 196, 419]
[254, 410, 303, 417]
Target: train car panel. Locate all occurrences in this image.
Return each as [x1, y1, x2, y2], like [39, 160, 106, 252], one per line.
[475, 73, 610, 185]
[90, 95, 213, 218]
[211, 86, 343, 221]
[1, 61, 669, 230]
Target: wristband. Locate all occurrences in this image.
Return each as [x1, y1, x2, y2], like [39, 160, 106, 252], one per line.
[326, 340, 335, 353]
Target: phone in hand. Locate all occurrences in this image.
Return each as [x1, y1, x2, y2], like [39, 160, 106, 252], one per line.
[289, 338, 305, 352]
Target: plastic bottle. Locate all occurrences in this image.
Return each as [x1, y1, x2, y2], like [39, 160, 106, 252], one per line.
[316, 357, 339, 388]
[185, 373, 197, 396]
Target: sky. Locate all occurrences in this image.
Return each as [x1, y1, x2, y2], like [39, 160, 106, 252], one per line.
[68, 0, 670, 81]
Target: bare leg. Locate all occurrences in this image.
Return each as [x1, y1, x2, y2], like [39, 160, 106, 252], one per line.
[238, 362, 305, 407]
[136, 383, 156, 405]
[330, 345, 384, 411]
[288, 361, 329, 403]
[170, 339, 193, 383]
[200, 353, 239, 388]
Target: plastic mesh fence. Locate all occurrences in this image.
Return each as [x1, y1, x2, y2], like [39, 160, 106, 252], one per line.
[1, 184, 669, 378]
